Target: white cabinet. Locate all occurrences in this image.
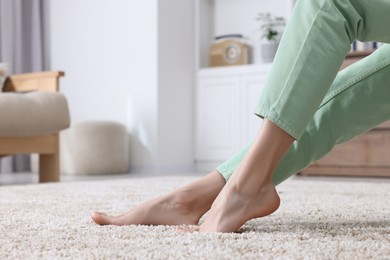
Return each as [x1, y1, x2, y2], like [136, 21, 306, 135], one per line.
[195, 76, 240, 160]
[239, 73, 268, 145]
[195, 64, 271, 163]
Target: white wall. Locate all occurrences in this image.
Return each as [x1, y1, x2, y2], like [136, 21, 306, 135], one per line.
[44, 0, 195, 173]
[214, 0, 289, 37]
[46, 0, 140, 125]
[157, 0, 195, 171]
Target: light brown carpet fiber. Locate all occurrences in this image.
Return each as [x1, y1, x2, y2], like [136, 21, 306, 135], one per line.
[0, 176, 389, 259]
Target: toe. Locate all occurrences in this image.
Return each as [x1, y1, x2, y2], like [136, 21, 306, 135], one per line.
[91, 211, 113, 225]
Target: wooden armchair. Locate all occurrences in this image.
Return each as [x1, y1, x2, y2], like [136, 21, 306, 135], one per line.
[0, 71, 69, 182]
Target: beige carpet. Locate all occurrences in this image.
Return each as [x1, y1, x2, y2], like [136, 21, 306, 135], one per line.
[0, 176, 389, 259]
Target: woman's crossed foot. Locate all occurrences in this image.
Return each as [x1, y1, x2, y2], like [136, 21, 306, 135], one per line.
[180, 181, 280, 233]
[91, 171, 226, 227]
[91, 191, 202, 226]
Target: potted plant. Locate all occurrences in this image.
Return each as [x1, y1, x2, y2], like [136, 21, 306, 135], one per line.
[256, 12, 286, 62]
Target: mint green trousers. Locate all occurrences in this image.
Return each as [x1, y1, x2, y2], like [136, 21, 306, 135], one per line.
[217, 0, 390, 185]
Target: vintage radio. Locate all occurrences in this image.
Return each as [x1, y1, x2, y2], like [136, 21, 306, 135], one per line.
[209, 34, 249, 67]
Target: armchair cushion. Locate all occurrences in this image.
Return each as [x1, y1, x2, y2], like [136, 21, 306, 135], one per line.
[0, 92, 70, 137]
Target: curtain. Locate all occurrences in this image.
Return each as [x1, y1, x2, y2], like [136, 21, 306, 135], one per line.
[0, 0, 44, 173]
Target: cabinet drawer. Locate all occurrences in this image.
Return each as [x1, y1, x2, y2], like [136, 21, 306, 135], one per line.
[310, 130, 390, 167]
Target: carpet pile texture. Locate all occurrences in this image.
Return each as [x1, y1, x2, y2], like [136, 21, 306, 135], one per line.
[0, 176, 389, 259]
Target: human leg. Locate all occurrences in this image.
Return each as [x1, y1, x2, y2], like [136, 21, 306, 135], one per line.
[217, 44, 390, 185]
[197, 0, 390, 232]
[255, 0, 390, 140]
[91, 170, 225, 226]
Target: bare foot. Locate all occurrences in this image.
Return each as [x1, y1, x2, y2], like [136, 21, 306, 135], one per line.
[92, 193, 200, 226]
[192, 120, 292, 233]
[198, 181, 280, 233]
[91, 171, 225, 226]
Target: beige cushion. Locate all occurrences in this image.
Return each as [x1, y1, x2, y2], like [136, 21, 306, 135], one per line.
[0, 92, 70, 136]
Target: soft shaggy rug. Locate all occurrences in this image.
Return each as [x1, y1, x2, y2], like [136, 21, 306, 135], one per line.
[0, 176, 389, 259]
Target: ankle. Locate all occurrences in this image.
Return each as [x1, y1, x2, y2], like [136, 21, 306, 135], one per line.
[164, 190, 196, 212]
[230, 178, 275, 196]
[229, 181, 281, 215]
[172, 189, 212, 216]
